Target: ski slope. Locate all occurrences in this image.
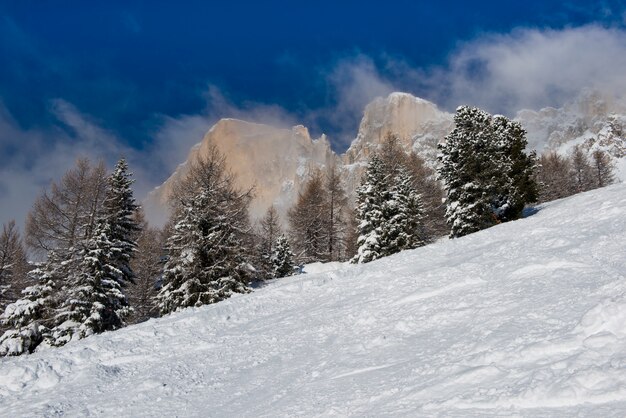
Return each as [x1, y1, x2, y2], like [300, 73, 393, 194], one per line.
[1, 184, 626, 417]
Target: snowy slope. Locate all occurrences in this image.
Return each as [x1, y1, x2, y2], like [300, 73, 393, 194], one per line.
[2, 184, 626, 417]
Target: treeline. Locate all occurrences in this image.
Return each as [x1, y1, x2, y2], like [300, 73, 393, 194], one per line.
[0, 105, 617, 356]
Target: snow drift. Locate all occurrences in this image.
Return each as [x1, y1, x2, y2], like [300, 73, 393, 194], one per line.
[1, 184, 626, 416]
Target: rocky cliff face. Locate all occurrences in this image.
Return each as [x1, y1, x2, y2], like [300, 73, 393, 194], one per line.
[516, 90, 626, 158]
[144, 119, 338, 226]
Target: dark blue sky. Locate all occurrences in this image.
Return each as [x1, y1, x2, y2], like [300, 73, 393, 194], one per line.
[1, 1, 625, 151]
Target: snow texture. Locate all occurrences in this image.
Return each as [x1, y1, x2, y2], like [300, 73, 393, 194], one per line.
[1, 184, 626, 416]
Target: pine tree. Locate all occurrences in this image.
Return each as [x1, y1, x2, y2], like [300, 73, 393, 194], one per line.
[50, 223, 132, 345]
[351, 155, 388, 263]
[256, 206, 281, 279]
[102, 159, 140, 286]
[156, 147, 253, 315]
[438, 106, 537, 238]
[382, 166, 425, 255]
[271, 235, 297, 278]
[438, 107, 498, 237]
[491, 115, 538, 222]
[0, 252, 62, 356]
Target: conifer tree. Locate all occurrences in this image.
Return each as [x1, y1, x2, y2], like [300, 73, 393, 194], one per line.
[438, 106, 537, 238]
[51, 223, 132, 345]
[0, 252, 62, 355]
[491, 115, 538, 222]
[351, 155, 388, 263]
[382, 166, 425, 255]
[256, 206, 281, 279]
[156, 147, 253, 315]
[271, 234, 297, 278]
[102, 159, 140, 286]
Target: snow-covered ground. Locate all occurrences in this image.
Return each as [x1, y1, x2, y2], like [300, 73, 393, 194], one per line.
[2, 184, 626, 417]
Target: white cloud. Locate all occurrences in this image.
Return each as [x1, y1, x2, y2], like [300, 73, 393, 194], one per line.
[426, 25, 626, 115]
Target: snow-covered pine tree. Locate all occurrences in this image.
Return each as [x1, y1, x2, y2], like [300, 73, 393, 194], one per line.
[351, 155, 389, 263]
[255, 206, 281, 279]
[271, 234, 297, 278]
[156, 147, 253, 315]
[438, 106, 537, 238]
[50, 222, 132, 346]
[438, 107, 498, 238]
[0, 251, 63, 356]
[491, 115, 538, 222]
[102, 158, 140, 286]
[382, 166, 425, 255]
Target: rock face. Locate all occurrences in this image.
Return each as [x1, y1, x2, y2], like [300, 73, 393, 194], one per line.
[516, 90, 626, 157]
[341, 93, 452, 201]
[144, 119, 338, 226]
[145, 91, 625, 226]
[344, 92, 452, 165]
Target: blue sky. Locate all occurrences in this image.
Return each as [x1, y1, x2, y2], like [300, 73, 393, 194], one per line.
[0, 1, 625, 228]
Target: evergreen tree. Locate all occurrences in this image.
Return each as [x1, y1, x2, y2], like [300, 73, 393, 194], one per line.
[271, 234, 297, 278]
[351, 156, 388, 263]
[382, 166, 425, 255]
[156, 147, 253, 315]
[491, 115, 538, 222]
[51, 223, 132, 345]
[256, 206, 281, 279]
[438, 106, 537, 238]
[102, 159, 140, 286]
[0, 252, 62, 355]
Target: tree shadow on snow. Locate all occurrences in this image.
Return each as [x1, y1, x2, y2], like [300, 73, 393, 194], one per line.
[522, 206, 540, 218]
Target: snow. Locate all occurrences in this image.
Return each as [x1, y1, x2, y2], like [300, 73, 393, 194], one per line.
[2, 184, 626, 416]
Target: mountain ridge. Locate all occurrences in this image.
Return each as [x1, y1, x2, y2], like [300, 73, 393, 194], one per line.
[144, 91, 625, 226]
